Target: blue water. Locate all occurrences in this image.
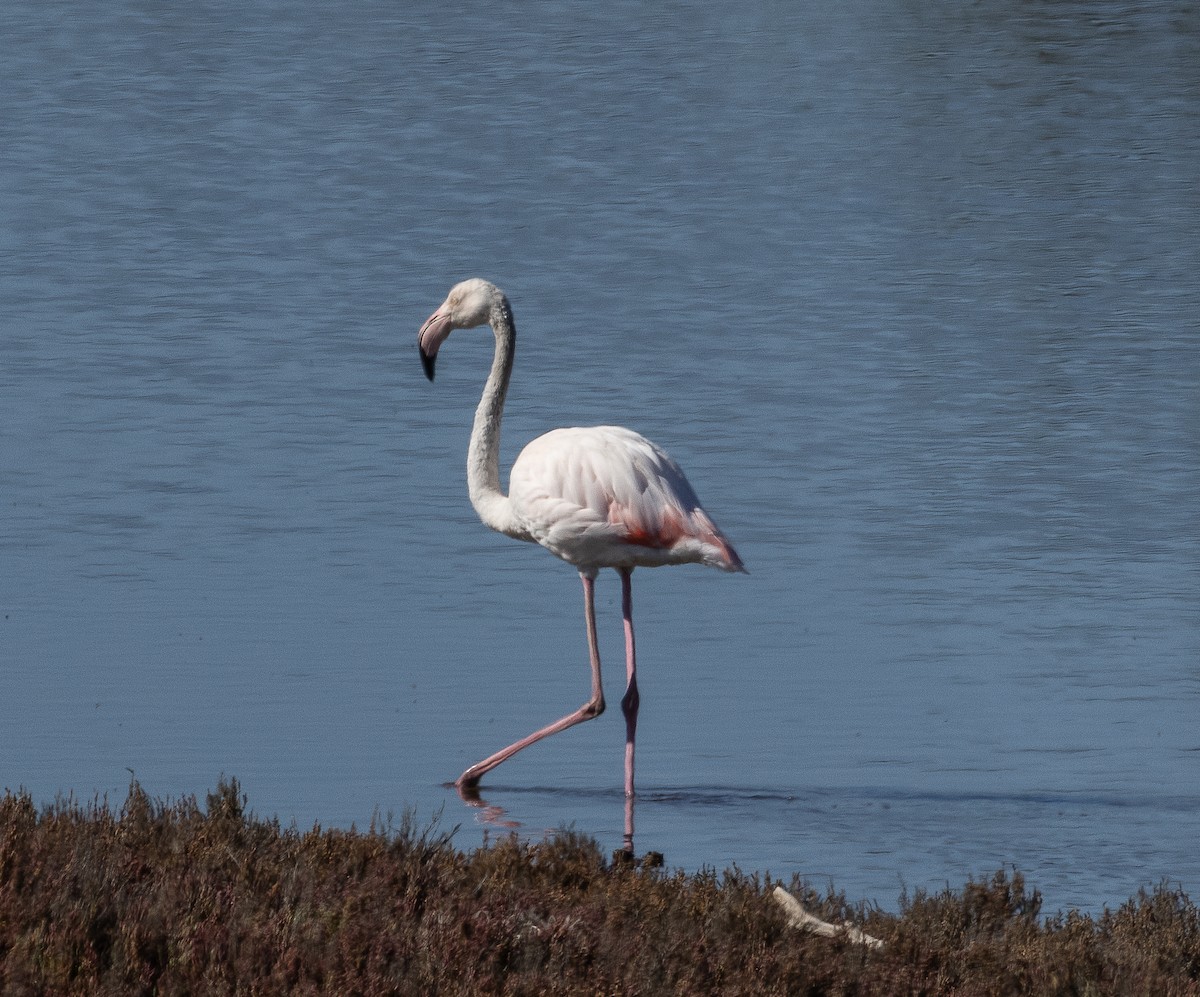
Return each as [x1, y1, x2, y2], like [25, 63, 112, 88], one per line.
[2, 0, 1197, 914]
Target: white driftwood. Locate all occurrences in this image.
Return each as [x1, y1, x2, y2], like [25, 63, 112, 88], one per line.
[771, 886, 884, 950]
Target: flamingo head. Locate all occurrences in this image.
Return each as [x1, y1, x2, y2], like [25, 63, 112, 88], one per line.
[418, 278, 506, 381]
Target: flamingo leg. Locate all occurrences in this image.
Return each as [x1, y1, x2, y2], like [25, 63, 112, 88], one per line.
[456, 571, 606, 790]
[619, 567, 639, 850]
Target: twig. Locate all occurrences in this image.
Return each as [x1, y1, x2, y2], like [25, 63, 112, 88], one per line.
[772, 886, 884, 950]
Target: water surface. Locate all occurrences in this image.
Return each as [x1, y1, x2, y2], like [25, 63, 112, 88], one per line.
[2, 0, 1197, 913]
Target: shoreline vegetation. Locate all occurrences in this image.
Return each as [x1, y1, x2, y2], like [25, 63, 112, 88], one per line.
[2, 780, 1197, 995]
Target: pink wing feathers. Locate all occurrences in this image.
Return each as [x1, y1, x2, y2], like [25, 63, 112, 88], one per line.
[508, 426, 744, 573]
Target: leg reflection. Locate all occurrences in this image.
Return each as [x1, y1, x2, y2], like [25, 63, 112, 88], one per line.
[623, 789, 635, 855]
[453, 782, 520, 829]
[453, 782, 650, 862]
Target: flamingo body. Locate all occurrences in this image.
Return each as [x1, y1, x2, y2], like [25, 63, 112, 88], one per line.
[418, 278, 742, 833]
[509, 425, 743, 576]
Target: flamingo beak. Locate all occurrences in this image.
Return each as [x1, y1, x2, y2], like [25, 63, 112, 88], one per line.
[418, 307, 453, 382]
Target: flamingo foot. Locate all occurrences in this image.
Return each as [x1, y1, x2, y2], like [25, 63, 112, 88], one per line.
[454, 775, 483, 799]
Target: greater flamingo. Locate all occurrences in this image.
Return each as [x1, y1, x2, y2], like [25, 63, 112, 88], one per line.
[418, 278, 744, 812]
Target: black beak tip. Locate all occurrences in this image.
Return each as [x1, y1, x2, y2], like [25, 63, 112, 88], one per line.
[420, 349, 436, 382]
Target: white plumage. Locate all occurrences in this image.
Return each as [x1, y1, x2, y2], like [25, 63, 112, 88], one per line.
[509, 425, 740, 573]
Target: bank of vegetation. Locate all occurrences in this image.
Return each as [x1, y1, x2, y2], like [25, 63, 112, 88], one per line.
[1, 780, 1197, 995]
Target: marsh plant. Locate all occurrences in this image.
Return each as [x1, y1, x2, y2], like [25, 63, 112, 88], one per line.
[1, 780, 1198, 995]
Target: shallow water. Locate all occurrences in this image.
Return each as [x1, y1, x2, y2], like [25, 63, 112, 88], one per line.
[2, 0, 1197, 913]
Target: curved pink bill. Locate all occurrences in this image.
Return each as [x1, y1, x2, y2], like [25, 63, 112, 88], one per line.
[418, 308, 453, 381]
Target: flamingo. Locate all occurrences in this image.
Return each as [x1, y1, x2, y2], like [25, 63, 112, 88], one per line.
[418, 278, 744, 813]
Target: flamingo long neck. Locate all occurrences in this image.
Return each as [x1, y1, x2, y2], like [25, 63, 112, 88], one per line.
[467, 297, 529, 540]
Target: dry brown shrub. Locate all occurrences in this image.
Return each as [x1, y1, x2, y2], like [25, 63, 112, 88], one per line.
[1, 780, 1198, 995]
